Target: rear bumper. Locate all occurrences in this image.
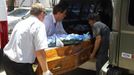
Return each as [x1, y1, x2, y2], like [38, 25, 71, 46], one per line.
[100, 61, 109, 75]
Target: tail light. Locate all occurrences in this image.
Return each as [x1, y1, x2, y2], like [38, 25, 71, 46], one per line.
[0, 21, 8, 49]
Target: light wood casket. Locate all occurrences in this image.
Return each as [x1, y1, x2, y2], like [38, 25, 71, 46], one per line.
[36, 40, 93, 75]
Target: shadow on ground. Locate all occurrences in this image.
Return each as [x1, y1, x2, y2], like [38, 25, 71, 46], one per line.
[62, 68, 96, 75]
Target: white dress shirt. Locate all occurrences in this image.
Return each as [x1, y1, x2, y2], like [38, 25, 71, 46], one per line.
[4, 16, 48, 63]
[43, 13, 67, 36]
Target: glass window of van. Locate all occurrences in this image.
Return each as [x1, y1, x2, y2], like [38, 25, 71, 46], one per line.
[128, 0, 134, 25]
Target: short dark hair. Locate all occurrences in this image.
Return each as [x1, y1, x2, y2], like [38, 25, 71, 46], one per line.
[88, 13, 100, 21]
[53, 4, 67, 14]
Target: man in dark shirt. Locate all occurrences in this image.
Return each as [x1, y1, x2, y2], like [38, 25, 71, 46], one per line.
[88, 13, 110, 75]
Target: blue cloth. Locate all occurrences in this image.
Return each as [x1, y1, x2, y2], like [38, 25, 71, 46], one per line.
[47, 33, 91, 47]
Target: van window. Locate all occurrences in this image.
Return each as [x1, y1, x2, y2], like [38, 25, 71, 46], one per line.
[128, 0, 134, 25]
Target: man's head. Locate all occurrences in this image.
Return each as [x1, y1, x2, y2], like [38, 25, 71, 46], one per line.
[30, 3, 46, 21]
[53, 4, 67, 22]
[88, 13, 100, 26]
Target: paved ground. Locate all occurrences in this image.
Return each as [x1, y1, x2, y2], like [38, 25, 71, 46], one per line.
[0, 60, 96, 75]
[0, 68, 96, 75]
[63, 68, 96, 75]
[0, 69, 96, 75]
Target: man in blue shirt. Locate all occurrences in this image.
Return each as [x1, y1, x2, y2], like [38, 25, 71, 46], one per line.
[43, 4, 67, 36]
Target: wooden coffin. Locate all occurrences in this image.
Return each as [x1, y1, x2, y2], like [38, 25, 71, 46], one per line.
[36, 40, 93, 75]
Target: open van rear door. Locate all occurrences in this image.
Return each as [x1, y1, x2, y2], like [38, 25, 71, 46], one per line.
[117, 0, 134, 71]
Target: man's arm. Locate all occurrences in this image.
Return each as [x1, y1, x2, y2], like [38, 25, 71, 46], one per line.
[35, 49, 48, 72]
[90, 35, 101, 59]
[58, 22, 67, 34]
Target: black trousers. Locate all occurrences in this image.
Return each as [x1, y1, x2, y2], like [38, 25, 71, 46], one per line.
[0, 49, 4, 71]
[3, 55, 35, 75]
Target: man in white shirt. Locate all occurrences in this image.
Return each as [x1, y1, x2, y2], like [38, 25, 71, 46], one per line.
[3, 3, 52, 75]
[43, 4, 67, 36]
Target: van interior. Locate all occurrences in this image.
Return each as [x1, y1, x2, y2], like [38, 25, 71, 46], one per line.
[60, 0, 113, 35]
